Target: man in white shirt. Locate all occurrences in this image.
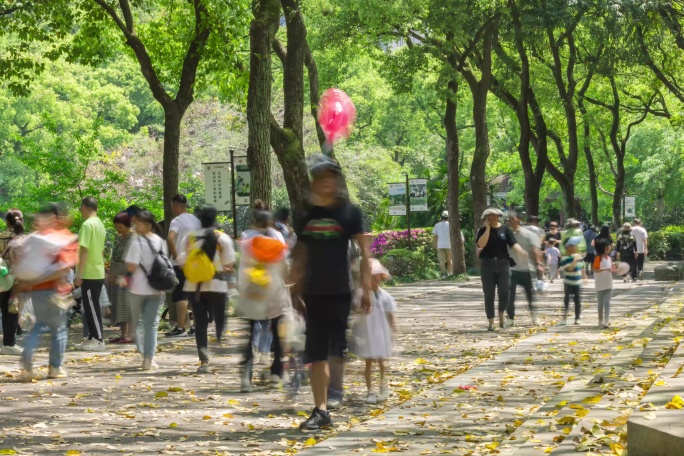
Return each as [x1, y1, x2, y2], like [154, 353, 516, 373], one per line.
[166, 194, 202, 337]
[631, 218, 648, 280]
[433, 211, 464, 278]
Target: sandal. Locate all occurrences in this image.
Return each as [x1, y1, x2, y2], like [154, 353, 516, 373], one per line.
[116, 338, 134, 344]
[108, 337, 123, 343]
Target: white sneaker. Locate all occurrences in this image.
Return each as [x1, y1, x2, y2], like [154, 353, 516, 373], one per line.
[378, 385, 391, 401]
[81, 340, 106, 352]
[531, 313, 539, 325]
[141, 358, 158, 371]
[240, 366, 253, 393]
[20, 369, 34, 382]
[506, 318, 516, 328]
[74, 338, 88, 350]
[197, 364, 211, 374]
[366, 392, 378, 404]
[47, 366, 68, 379]
[1, 345, 23, 355]
[574, 318, 581, 325]
[601, 322, 610, 329]
[270, 374, 281, 386]
[327, 398, 342, 409]
[258, 352, 270, 365]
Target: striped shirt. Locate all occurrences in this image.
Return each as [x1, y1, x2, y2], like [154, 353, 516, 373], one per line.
[560, 255, 584, 286]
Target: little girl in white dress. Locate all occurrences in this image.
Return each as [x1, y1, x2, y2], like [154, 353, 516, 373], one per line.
[351, 259, 397, 405]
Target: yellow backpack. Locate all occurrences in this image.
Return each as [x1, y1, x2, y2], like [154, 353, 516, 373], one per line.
[183, 231, 222, 283]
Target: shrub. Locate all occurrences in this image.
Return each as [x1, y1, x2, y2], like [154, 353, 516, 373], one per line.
[648, 231, 684, 260]
[662, 225, 684, 234]
[371, 228, 437, 264]
[381, 248, 439, 282]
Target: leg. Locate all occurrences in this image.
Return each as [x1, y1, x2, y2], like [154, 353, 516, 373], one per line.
[437, 249, 446, 275]
[521, 271, 534, 312]
[191, 295, 210, 364]
[446, 249, 453, 275]
[245, 320, 256, 366]
[596, 291, 604, 324]
[507, 271, 519, 321]
[270, 315, 283, 377]
[209, 293, 226, 343]
[47, 306, 68, 369]
[327, 356, 345, 403]
[81, 280, 104, 341]
[142, 295, 162, 360]
[172, 267, 189, 330]
[603, 290, 612, 324]
[311, 361, 330, 410]
[364, 359, 373, 391]
[637, 253, 645, 277]
[0, 291, 18, 347]
[573, 285, 581, 319]
[563, 285, 571, 316]
[176, 300, 189, 329]
[480, 261, 496, 321]
[496, 261, 511, 316]
[128, 293, 144, 356]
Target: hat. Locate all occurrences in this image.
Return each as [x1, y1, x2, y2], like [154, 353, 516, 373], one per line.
[370, 258, 391, 281]
[623, 222, 631, 229]
[566, 218, 580, 228]
[307, 154, 342, 176]
[441, 210, 448, 218]
[564, 236, 583, 247]
[481, 207, 504, 219]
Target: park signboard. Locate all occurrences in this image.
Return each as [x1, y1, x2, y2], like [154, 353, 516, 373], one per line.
[233, 156, 251, 206]
[203, 162, 231, 211]
[624, 196, 636, 218]
[388, 182, 407, 215]
[409, 178, 428, 212]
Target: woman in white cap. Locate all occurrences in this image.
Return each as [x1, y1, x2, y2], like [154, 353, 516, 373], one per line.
[476, 208, 527, 331]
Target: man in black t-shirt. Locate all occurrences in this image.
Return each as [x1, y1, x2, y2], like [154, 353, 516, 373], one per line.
[292, 155, 371, 432]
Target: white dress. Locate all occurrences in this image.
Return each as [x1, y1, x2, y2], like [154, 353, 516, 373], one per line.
[351, 287, 396, 359]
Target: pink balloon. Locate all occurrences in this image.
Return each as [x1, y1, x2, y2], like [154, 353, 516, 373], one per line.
[318, 88, 357, 145]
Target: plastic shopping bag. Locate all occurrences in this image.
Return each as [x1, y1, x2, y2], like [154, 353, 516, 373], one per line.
[19, 296, 36, 332]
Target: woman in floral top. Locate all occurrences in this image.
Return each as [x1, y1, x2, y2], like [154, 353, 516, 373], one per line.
[106, 212, 135, 343]
[0, 208, 24, 355]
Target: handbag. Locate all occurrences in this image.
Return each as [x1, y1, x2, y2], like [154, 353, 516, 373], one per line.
[138, 236, 178, 292]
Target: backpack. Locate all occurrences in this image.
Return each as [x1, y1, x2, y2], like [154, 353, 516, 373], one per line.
[138, 236, 178, 292]
[0, 257, 14, 293]
[183, 230, 221, 283]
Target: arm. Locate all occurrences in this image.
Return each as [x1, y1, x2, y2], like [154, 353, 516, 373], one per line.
[353, 232, 372, 312]
[512, 243, 528, 257]
[167, 230, 178, 261]
[644, 237, 648, 255]
[476, 224, 490, 249]
[433, 233, 438, 248]
[387, 312, 397, 334]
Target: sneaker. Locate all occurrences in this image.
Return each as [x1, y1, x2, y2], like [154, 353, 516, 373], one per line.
[366, 392, 378, 404]
[240, 362, 253, 393]
[258, 352, 270, 365]
[20, 369, 34, 382]
[299, 408, 332, 432]
[327, 398, 342, 410]
[378, 385, 391, 401]
[167, 328, 187, 338]
[1, 345, 23, 356]
[531, 313, 539, 325]
[623, 277, 628, 283]
[197, 364, 211, 374]
[165, 326, 180, 336]
[47, 366, 67, 379]
[574, 318, 581, 325]
[601, 322, 610, 329]
[74, 338, 89, 350]
[487, 325, 495, 332]
[81, 340, 106, 352]
[141, 358, 158, 371]
[187, 327, 196, 337]
[506, 318, 516, 328]
[270, 374, 282, 385]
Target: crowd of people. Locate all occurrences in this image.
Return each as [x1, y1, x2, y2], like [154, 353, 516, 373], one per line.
[473, 210, 649, 331]
[0, 154, 400, 433]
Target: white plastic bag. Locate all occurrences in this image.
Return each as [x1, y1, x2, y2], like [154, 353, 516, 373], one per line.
[18, 296, 36, 332]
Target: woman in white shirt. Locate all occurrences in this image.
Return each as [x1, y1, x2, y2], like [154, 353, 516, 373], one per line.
[124, 210, 167, 371]
[178, 206, 236, 374]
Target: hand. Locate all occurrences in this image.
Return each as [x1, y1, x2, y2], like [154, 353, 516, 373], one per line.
[116, 276, 128, 288]
[573, 254, 583, 261]
[484, 220, 490, 228]
[635, 253, 638, 259]
[360, 291, 371, 313]
[74, 277, 83, 288]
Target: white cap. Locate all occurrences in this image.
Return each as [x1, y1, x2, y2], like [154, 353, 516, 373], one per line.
[441, 210, 448, 218]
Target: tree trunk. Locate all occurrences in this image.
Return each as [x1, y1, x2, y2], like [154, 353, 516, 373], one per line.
[578, 99, 599, 226]
[247, 0, 280, 208]
[445, 79, 466, 274]
[163, 107, 182, 225]
[467, 25, 496, 234]
[270, 118, 310, 212]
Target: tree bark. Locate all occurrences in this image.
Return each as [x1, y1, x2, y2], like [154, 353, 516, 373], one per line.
[163, 106, 182, 223]
[578, 97, 599, 226]
[247, 0, 280, 208]
[465, 24, 496, 234]
[444, 77, 466, 274]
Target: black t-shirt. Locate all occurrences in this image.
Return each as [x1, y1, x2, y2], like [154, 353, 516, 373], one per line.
[545, 231, 561, 244]
[294, 199, 363, 295]
[476, 225, 517, 259]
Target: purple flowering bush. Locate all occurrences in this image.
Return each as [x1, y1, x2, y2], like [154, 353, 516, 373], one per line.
[371, 228, 439, 280]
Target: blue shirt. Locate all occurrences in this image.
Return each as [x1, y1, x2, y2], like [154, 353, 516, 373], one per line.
[560, 255, 584, 286]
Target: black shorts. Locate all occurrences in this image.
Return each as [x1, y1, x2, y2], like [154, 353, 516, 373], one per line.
[172, 266, 188, 303]
[304, 293, 352, 363]
[584, 253, 595, 266]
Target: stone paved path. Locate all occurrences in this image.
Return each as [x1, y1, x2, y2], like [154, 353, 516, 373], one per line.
[0, 276, 679, 455]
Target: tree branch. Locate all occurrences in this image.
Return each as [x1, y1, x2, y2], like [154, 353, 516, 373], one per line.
[272, 38, 287, 65]
[303, 43, 327, 148]
[176, 0, 211, 106]
[119, 0, 134, 31]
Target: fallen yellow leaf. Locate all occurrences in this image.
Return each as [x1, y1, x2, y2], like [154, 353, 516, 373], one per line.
[305, 437, 316, 446]
[485, 442, 499, 450]
[169, 422, 178, 428]
[155, 391, 168, 398]
[582, 395, 602, 405]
